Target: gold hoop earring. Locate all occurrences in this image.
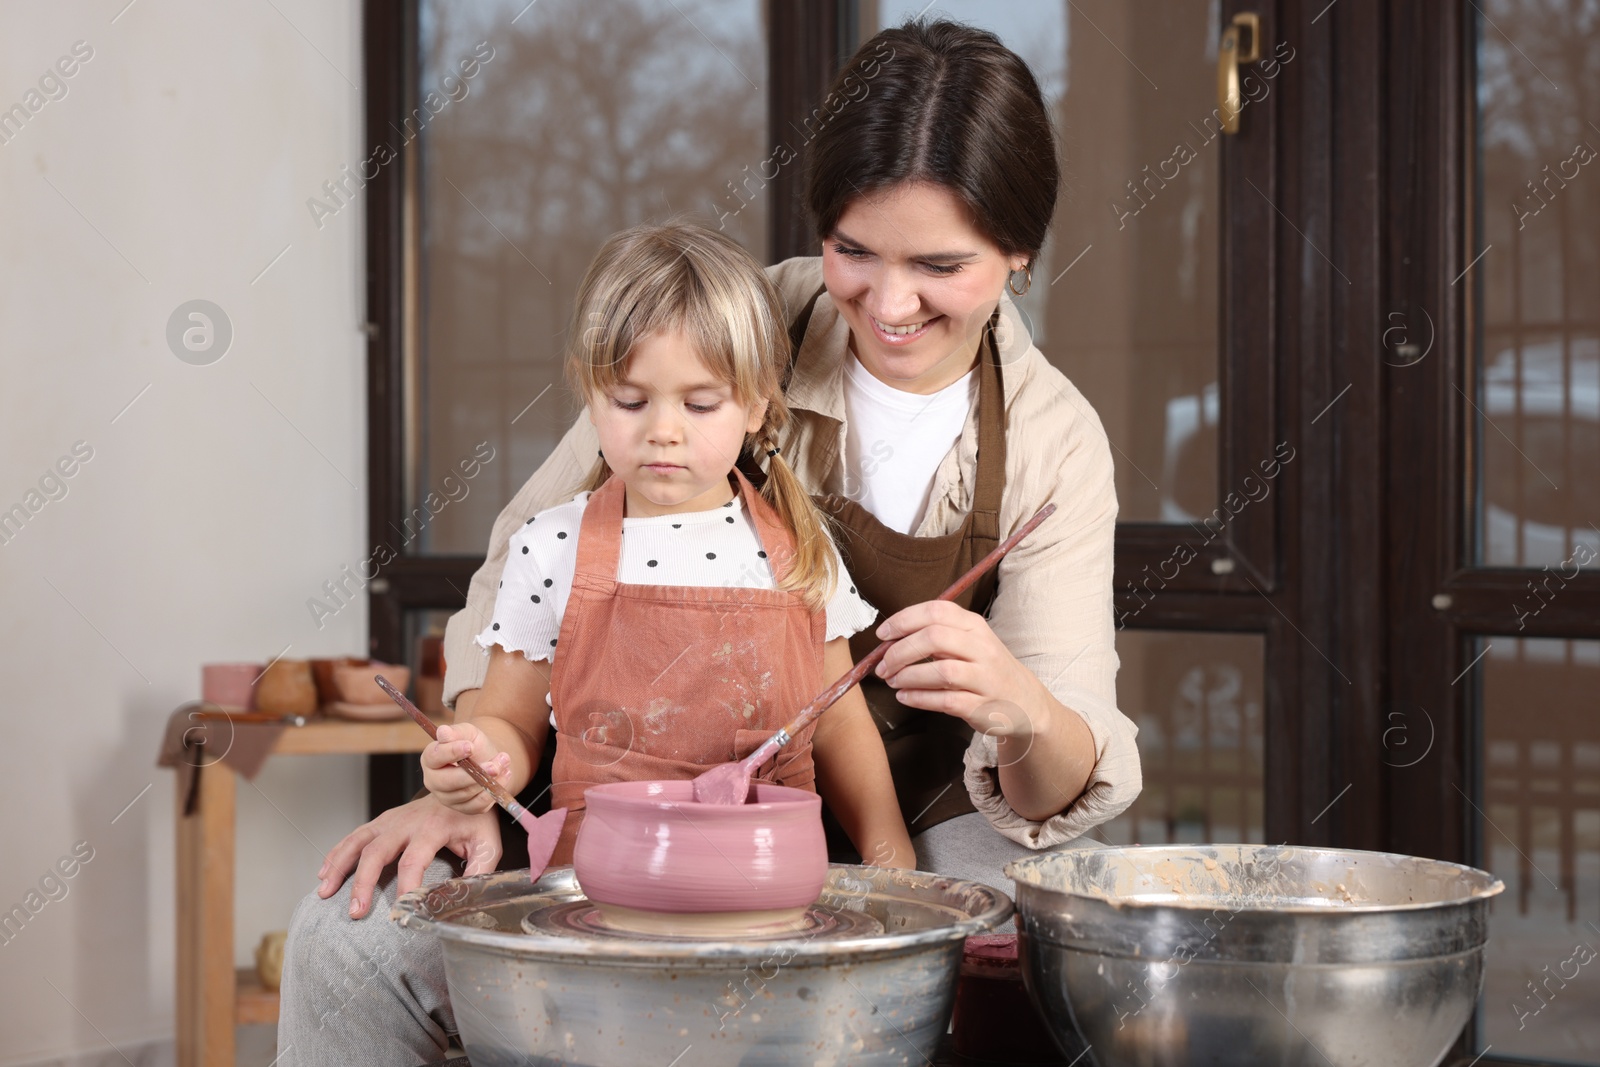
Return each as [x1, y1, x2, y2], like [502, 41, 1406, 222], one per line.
[1007, 265, 1033, 297]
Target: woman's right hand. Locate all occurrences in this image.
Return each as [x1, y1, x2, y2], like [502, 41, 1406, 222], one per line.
[422, 722, 513, 814]
[316, 795, 502, 918]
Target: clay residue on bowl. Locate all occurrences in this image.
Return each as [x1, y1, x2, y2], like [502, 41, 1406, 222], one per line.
[1008, 844, 1506, 912]
[1146, 857, 1232, 898]
[1009, 847, 1272, 906]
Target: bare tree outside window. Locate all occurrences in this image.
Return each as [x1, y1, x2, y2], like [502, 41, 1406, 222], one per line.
[411, 0, 769, 556]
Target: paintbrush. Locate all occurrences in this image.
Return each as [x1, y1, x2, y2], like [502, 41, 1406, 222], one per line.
[376, 676, 568, 880]
[692, 502, 1057, 805]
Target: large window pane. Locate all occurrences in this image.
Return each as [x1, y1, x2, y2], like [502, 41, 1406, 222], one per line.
[1098, 630, 1264, 845]
[1472, 1, 1600, 568]
[1474, 637, 1600, 1063]
[412, 0, 769, 554]
[868, 0, 1222, 522]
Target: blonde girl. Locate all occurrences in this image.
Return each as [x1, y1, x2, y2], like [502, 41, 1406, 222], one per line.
[420, 222, 914, 867]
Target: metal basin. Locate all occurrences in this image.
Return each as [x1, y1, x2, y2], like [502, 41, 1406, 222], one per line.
[1006, 844, 1504, 1067]
[393, 864, 1012, 1066]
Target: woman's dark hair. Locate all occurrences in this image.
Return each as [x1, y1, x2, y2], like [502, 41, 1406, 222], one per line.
[803, 19, 1059, 261]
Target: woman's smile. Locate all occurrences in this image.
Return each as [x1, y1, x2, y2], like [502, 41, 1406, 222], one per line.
[822, 181, 1024, 394]
[869, 314, 939, 344]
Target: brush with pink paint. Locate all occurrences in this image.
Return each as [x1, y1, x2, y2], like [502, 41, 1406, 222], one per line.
[377, 676, 567, 877]
[692, 501, 1057, 806]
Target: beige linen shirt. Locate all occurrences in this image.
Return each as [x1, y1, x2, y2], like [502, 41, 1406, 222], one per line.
[442, 257, 1142, 849]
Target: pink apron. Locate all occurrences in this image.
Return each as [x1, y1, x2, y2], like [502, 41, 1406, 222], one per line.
[545, 469, 825, 864]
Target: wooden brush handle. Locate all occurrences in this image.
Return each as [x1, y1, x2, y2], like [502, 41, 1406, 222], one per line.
[376, 676, 525, 814]
[752, 502, 1057, 765]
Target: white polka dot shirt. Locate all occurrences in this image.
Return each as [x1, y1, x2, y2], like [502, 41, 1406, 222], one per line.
[475, 490, 879, 663]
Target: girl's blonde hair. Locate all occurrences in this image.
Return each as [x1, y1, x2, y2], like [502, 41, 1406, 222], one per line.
[565, 221, 837, 612]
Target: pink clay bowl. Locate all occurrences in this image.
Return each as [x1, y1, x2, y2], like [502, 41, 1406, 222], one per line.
[573, 780, 827, 923]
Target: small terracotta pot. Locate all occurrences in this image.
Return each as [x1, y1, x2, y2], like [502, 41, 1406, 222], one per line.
[573, 780, 826, 929]
[310, 657, 368, 705]
[201, 663, 261, 709]
[332, 662, 411, 705]
[254, 659, 317, 716]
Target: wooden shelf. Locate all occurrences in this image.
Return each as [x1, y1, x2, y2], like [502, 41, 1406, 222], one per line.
[176, 715, 432, 1067]
[270, 715, 444, 755]
[235, 968, 280, 1026]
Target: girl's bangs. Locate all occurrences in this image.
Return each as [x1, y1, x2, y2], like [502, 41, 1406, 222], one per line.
[574, 248, 769, 404]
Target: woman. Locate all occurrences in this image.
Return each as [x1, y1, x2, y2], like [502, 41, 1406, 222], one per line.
[282, 19, 1140, 1064]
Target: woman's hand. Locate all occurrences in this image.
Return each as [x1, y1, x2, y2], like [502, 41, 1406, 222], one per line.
[873, 600, 1097, 821]
[316, 795, 502, 918]
[873, 600, 1050, 736]
[422, 722, 512, 815]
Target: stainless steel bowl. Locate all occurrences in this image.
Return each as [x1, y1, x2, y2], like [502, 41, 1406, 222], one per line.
[1006, 844, 1504, 1067]
[393, 864, 1012, 1066]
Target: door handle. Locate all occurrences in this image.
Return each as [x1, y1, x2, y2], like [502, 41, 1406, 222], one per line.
[1217, 12, 1261, 134]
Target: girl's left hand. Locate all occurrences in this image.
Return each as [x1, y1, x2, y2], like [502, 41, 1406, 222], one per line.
[872, 601, 1047, 739]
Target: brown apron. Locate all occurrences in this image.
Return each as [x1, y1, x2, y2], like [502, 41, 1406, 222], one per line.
[544, 468, 825, 864]
[759, 286, 1009, 845]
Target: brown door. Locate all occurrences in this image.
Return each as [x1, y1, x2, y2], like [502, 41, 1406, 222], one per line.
[1384, 3, 1600, 1063]
[843, 9, 1600, 1061]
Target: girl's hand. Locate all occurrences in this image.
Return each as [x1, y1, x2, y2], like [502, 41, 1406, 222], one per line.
[873, 600, 1049, 741]
[422, 722, 512, 815]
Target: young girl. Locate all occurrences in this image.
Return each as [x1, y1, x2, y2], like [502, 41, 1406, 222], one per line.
[420, 222, 914, 868]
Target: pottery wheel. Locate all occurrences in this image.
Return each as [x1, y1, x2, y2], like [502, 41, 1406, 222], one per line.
[522, 899, 884, 942]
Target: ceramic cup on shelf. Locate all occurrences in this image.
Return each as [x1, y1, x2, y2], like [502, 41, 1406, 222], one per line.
[255, 659, 318, 717]
[201, 663, 263, 709]
[310, 656, 368, 707]
[326, 662, 412, 720]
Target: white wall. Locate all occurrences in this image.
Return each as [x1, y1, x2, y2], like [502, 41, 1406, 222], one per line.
[0, 2, 370, 1063]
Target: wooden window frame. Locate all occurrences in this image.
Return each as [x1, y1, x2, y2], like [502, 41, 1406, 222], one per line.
[360, 0, 851, 812]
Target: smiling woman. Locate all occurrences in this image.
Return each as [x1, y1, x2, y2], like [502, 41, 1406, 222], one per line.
[824, 182, 1028, 395]
[807, 20, 1055, 397]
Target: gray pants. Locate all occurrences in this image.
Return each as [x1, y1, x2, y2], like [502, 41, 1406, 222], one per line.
[276, 814, 1075, 1066]
[277, 855, 463, 1067]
